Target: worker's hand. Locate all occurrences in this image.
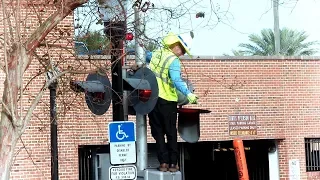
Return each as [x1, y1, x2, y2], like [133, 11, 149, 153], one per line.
[187, 93, 198, 104]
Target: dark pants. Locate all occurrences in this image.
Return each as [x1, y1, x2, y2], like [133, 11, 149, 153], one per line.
[148, 98, 178, 165]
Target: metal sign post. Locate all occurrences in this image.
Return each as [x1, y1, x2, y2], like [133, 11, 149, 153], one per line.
[133, 3, 148, 172]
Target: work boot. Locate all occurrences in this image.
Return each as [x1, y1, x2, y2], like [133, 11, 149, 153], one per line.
[158, 163, 168, 172]
[168, 164, 179, 172]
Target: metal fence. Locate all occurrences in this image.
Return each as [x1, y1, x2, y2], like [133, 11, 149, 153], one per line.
[305, 138, 320, 171]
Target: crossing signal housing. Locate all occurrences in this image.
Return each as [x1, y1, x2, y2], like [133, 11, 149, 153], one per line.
[70, 72, 112, 115]
[123, 67, 159, 115]
[175, 79, 211, 143]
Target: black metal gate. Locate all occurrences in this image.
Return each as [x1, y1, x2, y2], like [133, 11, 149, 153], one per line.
[183, 140, 270, 180]
[78, 145, 110, 180]
[78, 146, 94, 180]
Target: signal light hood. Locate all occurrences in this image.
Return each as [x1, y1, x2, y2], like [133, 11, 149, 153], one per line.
[178, 107, 211, 143]
[124, 67, 159, 115]
[70, 73, 112, 116]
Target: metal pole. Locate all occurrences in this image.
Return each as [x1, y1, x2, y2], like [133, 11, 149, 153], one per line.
[134, 5, 148, 171]
[122, 42, 129, 121]
[110, 28, 125, 122]
[49, 82, 58, 180]
[273, 0, 280, 55]
[122, 0, 129, 121]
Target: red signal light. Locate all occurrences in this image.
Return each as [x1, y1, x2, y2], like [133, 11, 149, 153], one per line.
[139, 89, 152, 102]
[91, 92, 105, 103]
[125, 33, 134, 41]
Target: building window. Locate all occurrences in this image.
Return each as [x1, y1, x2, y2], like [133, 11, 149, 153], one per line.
[305, 138, 320, 171]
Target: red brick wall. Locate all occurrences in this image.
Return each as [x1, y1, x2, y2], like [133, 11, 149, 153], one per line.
[181, 58, 320, 180]
[5, 56, 320, 180]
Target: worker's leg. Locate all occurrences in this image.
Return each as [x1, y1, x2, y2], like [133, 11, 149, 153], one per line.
[148, 98, 168, 168]
[161, 99, 178, 169]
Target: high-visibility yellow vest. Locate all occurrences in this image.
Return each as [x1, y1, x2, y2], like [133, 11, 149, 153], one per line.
[149, 48, 178, 102]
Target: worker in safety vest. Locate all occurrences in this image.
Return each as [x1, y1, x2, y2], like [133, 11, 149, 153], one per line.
[148, 32, 198, 172]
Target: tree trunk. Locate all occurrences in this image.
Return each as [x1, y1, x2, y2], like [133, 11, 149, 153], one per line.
[0, 1, 88, 179]
[0, 44, 21, 180]
[0, 114, 18, 180]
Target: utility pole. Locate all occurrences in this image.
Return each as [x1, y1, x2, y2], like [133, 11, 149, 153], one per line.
[101, 0, 126, 122]
[134, 5, 148, 171]
[110, 30, 125, 121]
[273, 0, 280, 55]
[122, 1, 129, 121]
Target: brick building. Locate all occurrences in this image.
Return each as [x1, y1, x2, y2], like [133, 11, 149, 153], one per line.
[2, 2, 320, 180]
[5, 54, 320, 180]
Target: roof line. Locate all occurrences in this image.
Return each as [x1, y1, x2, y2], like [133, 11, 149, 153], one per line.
[76, 55, 320, 61]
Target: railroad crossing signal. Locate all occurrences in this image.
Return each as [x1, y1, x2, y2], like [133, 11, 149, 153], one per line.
[123, 67, 158, 115]
[70, 72, 112, 115]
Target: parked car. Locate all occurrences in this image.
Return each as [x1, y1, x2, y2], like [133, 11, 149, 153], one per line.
[126, 48, 152, 62]
[74, 41, 89, 55]
[75, 41, 103, 55]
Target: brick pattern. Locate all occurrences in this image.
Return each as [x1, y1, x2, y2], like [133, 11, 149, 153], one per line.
[1, 2, 320, 180]
[8, 57, 320, 180]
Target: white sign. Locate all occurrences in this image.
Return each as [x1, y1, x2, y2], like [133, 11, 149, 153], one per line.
[289, 159, 301, 180]
[110, 142, 136, 164]
[109, 165, 137, 180]
[109, 121, 136, 165]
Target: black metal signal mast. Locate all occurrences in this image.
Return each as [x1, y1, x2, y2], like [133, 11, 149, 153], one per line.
[104, 21, 126, 121]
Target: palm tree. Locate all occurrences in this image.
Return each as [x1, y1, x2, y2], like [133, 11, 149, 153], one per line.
[235, 28, 318, 56]
[223, 50, 246, 56]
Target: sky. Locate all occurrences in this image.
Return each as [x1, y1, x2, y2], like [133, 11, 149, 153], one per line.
[193, 0, 320, 56]
[146, 0, 320, 56]
[77, 0, 320, 56]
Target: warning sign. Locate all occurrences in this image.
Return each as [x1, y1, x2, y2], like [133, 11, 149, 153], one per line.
[228, 115, 257, 136]
[109, 165, 137, 180]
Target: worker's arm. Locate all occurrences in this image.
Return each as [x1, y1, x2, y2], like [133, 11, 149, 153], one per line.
[169, 59, 191, 96]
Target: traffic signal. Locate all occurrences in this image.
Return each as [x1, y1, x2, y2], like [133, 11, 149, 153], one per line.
[175, 79, 211, 143]
[177, 108, 211, 143]
[123, 67, 158, 115]
[70, 72, 112, 115]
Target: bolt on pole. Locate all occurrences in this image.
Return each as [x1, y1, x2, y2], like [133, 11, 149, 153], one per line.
[134, 5, 148, 171]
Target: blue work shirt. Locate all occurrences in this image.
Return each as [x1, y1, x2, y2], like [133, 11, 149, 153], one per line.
[146, 51, 191, 96]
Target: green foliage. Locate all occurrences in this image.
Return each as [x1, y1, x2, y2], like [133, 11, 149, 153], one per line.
[145, 41, 158, 52]
[127, 40, 159, 52]
[231, 28, 318, 56]
[76, 31, 109, 51]
[223, 50, 246, 56]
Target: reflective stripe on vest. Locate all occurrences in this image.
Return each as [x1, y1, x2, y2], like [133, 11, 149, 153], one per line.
[152, 55, 175, 87]
[149, 50, 178, 101]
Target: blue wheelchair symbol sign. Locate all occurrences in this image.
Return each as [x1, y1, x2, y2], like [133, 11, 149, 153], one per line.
[108, 121, 136, 143]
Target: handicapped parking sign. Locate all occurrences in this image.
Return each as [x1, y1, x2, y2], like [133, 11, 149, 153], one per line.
[109, 121, 136, 143]
[108, 121, 136, 165]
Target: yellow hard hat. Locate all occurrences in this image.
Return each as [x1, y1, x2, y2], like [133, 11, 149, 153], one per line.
[162, 32, 192, 56]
